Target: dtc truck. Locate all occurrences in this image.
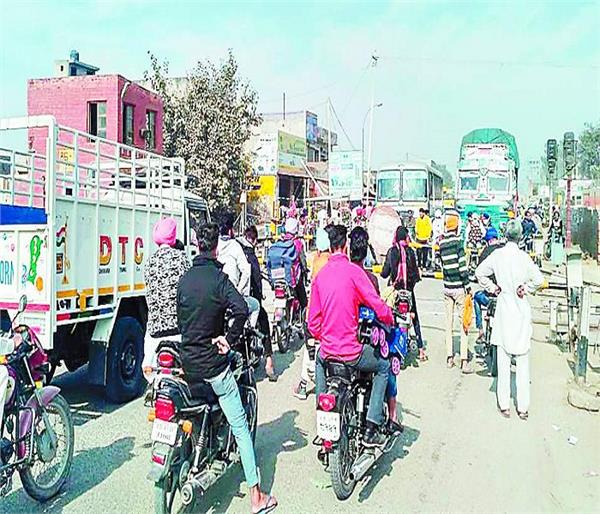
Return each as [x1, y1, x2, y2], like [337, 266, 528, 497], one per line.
[0, 116, 208, 402]
[455, 128, 519, 227]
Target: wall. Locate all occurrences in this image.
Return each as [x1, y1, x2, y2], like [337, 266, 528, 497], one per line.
[118, 77, 163, 153]
[27, 74, 163, 154]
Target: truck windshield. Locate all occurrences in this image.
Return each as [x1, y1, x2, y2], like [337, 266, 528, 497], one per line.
[402, 169, 427, 201]
[377, 171, 400, 201]
[459, 174, 479, 192]
[488, 174, 509, 193]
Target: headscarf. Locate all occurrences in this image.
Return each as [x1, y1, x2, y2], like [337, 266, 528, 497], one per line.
[394, 227, 409, 288]
[445, 210, 460, 232]
[285, 217, 299, 235]
[153, 217, 177, 247]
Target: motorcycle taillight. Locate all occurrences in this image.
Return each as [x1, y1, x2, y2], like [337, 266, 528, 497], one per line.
[274, 288, 286, 299]
[318, 393, 336, 412]
[157, 351, 175, 368]
[155, 397, 175, 421]
[398, 302, 409, 315]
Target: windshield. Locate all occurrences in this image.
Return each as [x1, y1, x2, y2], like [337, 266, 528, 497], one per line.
[402, 169, 427, 200]
[377, 170, 401, 201]
[459, 174, 479, 192]
[377, 177, 400, 201]
[488, 174, 509, 193]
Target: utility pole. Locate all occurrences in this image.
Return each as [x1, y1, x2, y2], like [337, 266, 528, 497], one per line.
[546, 139, 557, 222]
[366, 52, 379, 203]
[563, 132, 577, 248]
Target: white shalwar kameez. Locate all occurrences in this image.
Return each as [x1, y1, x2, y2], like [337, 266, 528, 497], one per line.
[475, 242, 544, 413]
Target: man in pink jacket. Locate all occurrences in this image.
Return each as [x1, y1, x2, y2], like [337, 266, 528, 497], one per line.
[308, 225, 394, 447]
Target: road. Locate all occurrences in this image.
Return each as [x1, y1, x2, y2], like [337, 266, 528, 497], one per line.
[2, 278, 599, 513]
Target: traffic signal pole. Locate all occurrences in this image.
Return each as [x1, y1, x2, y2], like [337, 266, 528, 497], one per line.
[563, 132, 576, 249]
[565, 177, 572, 248]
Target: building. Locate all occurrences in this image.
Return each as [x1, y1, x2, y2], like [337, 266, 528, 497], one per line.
[28, 51, 163, 154]
[246, 110, 337, 220]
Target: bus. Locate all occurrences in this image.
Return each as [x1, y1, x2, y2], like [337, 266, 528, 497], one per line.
[376, 161, 443, 219]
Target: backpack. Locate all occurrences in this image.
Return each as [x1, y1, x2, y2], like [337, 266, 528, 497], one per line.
[267, 239, 298, 286]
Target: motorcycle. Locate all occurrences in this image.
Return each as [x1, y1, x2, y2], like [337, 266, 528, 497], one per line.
[0, 295, 74, 501]
[466, 242, 483, 281]
[315, 306, 406, 500]
[147, 323, 262, 513]
[271, 279, 304, 354]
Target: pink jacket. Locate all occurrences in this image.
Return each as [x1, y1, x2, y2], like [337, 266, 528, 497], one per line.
[308, 253, 393, 362]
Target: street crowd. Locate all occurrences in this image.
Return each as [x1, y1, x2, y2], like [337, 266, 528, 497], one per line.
[138, 200, 547, 513]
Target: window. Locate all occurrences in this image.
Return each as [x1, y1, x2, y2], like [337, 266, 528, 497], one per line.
[145, 110, 157, 149]
[377, 170, 401, 201]
[88, 101, 107, 138]
[488, 173, 509, 193]
[123, 104, 134, 145]
[402, 169, 427, 201]
[459, 174, 479, 192]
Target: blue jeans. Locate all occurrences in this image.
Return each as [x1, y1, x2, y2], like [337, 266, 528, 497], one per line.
[386, 371, 397, 399]
[474, 290, 490, 330]
[316, 344, 390, 426]
[205, 368, 259, 487]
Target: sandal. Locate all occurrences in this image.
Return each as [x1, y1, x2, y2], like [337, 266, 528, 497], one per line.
[447, 356, 455, 368]
[252, 494, 278, 514]
[499, 409, 510, 419]
[517, 411, 528, 421]
[266, 370, 278, 382]
[419, 353, 429, 362]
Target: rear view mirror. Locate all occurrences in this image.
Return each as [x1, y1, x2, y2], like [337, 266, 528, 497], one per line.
[18, 295, 27, 313]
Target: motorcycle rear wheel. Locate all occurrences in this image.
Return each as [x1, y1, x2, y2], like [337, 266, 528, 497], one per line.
[329, 402, 357, 500]
[274, 319, 289, 354]
[20, 393, 74, 502]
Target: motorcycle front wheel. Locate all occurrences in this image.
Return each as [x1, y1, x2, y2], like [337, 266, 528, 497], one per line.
[20, 393, 74, 502]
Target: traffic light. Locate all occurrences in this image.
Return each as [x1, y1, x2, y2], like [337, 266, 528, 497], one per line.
[563, 132, 576, 172]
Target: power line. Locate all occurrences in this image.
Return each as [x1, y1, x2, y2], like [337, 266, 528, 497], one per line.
[381, 54, 600, 70]
[329, 98, 356, 150]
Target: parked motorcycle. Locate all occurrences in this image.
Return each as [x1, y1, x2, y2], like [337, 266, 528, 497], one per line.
[0, 295, 74, 501]
[482, 296, 498, 377]
[315, 306, 405, 500]
[271, 280, 304, 354]
[147, 323, 262, 513]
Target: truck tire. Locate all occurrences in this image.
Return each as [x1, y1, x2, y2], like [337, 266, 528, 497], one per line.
[105, 316, 145, 403]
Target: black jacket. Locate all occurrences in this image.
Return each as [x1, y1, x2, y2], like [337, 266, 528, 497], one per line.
[177, 254, 248, 382]
[238, 238, 263, 301]
[381, 245, 421, 291]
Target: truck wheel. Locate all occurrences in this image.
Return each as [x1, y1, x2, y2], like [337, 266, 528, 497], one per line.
[106, 316, 144, 403]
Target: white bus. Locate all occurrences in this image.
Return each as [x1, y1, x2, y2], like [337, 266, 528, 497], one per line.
[376, 160, 443, 217]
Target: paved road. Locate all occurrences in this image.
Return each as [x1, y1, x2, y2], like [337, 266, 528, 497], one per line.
[3, 278, 599, 513]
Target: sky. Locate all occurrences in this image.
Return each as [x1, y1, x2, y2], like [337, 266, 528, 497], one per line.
[1, 0, 599, 184]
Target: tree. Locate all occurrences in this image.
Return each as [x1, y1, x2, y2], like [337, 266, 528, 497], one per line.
[430, 161, 455, 189]
[578, 122, 600, 182]
[144, 51, 261, 215]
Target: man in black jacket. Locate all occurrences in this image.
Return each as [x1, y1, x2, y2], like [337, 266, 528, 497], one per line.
[238, 225, 277, 381]
[177, 222, 277, 514]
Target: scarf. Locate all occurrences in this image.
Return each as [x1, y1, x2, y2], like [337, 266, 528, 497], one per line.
[394, 240, 408, 289]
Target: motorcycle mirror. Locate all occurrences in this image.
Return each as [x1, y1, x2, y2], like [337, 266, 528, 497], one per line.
[18, 294, 27, 314]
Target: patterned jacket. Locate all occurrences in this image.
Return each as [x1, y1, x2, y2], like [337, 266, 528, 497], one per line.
[145, 246, 191, 337]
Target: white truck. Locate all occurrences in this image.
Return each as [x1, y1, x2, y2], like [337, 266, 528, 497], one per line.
[0, 116, 209, 402]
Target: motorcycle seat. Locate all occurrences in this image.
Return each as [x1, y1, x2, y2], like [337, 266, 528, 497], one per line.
[324, 360, 357, 380]
[184, 381, 220, 409]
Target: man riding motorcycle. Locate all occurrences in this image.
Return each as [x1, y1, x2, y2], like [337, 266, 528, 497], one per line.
[177, 222, 277, 514]
[308, 224, 394, 447]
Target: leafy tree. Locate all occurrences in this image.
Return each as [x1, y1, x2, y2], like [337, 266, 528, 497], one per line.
[578, 122, 600, 181]
[144, 51, 261, 215]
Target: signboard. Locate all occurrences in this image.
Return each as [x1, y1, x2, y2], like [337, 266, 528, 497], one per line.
[306, 111, 318, 145]
[277, 131, 306, 174]
[329, 150, 363, 200]
[251, 134, 278, 176]
[57, 146, 75, 175]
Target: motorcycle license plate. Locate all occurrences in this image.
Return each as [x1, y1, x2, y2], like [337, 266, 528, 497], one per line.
[151, 419, 178, 445]
[316, 410, 340, 441]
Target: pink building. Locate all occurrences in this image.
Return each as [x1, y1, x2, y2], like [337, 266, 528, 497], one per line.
[27, 52, 163, 154]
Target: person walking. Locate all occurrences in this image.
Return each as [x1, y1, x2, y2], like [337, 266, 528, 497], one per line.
[476, 220, 544, 419]
[293, 227, 330, 400]
[415, 208, 433, 269]
[238, 225, 277, 382]
[381, 226, 427, 362]
[549, 209, 565, 266]
[439, 209, 472, 373]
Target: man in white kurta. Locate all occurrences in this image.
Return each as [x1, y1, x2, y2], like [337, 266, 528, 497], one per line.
[475, 220, 544, 418]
